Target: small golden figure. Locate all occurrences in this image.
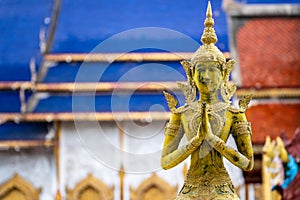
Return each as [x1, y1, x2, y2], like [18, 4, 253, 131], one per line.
[161, 2, 254, 199]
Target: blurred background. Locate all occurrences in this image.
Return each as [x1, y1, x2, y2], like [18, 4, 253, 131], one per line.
[0, 0, 299, 200]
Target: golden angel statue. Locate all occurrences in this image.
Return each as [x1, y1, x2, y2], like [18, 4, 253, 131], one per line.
[161, 2, 254, 199]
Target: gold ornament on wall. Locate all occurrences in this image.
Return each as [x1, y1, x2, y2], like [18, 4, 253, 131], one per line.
[0, 173, 41, 200]
[66, 174, 114, 200]
[130, 173, 177, 200]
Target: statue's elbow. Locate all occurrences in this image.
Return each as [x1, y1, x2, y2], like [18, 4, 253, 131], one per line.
[161, 164, 170, 170]
[160, 158, 171, 170]
[245, 164, 253, 171]
[245, 158, 254, 171]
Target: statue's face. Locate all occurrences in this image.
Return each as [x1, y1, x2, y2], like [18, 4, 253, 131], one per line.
[193, 61, 222, 94]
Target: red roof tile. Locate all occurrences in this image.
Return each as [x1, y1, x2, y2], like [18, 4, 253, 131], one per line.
[246, 103, 300, 144]
[237, 18, 300, 88]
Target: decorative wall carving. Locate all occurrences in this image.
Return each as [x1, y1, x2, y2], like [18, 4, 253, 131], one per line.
[130, 173, 177, 200]
[66, 174, 114, 200]
[0, 173, 41, 200]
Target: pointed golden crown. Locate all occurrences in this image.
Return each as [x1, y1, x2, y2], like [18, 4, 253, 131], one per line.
[191, 1, 226, 67]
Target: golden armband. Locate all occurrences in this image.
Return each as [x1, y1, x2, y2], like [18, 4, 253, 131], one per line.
[232, 122, 252, 138]
[164, 122, 180, 136]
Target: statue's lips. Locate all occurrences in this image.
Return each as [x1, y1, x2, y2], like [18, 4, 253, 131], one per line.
[200, 80, 211, 84]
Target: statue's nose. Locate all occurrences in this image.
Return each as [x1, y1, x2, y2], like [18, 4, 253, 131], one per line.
[202, 70, 210, 80]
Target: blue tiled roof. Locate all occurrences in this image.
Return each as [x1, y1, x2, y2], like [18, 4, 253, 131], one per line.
[0, 0, 54, 81]
[0, 0, 297, 139]
[0, 122, 51, 140]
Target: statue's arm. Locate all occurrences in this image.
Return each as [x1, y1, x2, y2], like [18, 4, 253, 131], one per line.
[205, 111, 254, 171]
[161, 113, 200, 170]
[230, 113, 254, 171]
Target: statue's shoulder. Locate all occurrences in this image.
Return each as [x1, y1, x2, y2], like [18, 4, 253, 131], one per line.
[174, 104, 189, 114]
[228, 94, 253, 113]
[163, 91, 189, 114]
[227, 106, 244, 114]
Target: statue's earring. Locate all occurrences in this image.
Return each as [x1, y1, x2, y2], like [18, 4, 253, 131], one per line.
[220, 81, 235, 103]
[220, 60, 236, 103]
[190, 79, 197, 100]
[187, 63, 197, 102]
[178, 60, 197, 103]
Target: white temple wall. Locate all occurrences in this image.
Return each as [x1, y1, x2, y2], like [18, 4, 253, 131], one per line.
[60, 121, 119, 197]
[0, 148, 56, 200]
[60, 120, 187, 200]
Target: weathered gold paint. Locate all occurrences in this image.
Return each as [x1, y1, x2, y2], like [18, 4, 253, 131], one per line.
[161, 2, 254, 199]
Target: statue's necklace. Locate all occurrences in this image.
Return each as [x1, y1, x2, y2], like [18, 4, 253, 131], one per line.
[188, 102, 228, 136]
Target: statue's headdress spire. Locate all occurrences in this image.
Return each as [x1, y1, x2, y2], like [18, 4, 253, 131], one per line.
[191, 1, 225, 66]
[201, 1, 218, 45]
